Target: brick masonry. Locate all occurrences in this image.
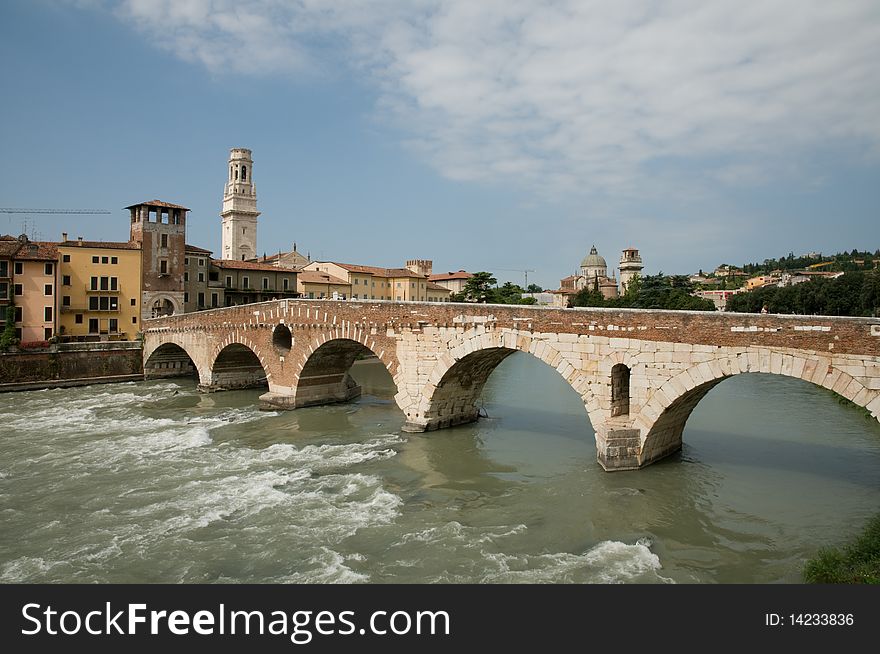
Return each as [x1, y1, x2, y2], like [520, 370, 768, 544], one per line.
[143, 299, 880, 471]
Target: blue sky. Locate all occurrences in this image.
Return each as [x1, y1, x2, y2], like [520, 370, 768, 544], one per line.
[1, 0, 878, 289]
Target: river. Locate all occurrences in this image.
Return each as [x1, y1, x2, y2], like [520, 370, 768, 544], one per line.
[2, 353, 879, 583]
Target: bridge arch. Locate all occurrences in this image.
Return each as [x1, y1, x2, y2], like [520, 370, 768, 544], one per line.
[405, 329, 599, 432]
[637, 349, 880, 466]
[293, 335, 399, 409]
[208, 338, 271, 391]
[143, 337, 210, 384]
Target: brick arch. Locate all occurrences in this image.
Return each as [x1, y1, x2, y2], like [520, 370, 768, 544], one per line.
[293, 330, 403, 411]
[637, 349, 880, 466]
[405, 329, 600, 432]
[143, 334, 211, 384]
[208, 336, 272, 390]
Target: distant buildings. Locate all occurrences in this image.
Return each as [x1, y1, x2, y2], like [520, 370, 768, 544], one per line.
[428, 270, 473, 295]
[550, 245, 643, 307]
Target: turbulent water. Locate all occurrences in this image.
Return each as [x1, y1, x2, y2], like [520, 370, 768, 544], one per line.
[2, 353, 879, 584]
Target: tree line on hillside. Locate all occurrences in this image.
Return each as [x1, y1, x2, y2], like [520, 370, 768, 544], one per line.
[570, 274, 716, 311]
[740, 250, 880, 275]
[727, 270, 880, 316]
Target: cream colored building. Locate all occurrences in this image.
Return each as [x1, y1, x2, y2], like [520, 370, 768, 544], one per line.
[297, 270, 351, 299]
[428, 270, 472, 294]
[303, 261, 452, 302]
[11, 238, 58, 343]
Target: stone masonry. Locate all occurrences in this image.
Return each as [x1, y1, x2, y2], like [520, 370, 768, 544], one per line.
[143, 299, 880, 471]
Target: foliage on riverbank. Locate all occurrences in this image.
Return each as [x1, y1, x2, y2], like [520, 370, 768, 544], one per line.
[803, 513, 880, 583]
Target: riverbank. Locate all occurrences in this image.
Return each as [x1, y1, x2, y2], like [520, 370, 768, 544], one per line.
[804, 513, 880, 583]
[0, 341, 143, 392]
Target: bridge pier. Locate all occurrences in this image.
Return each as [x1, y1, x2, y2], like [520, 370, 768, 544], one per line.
[258, 374, 362, 411]
[401, 407, 481, 433]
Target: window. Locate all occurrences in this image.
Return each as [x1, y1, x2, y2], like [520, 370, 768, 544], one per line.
[75, 314, 83, 324]
[14, 262, 23, 275]
[43, 284, 53, 295]
[100, 277, 109, 291]
[160, 234, 168, 248]
[109, 318, 118, 333]
[184, 292, 189, 303]
[282, 279, 289, 291]
[90, 276, 98, 290]
[111, 257, 117, 264]
[110, 277, 117, 291]
[101, 256, 109, 264]
[109, 297, 118, 311]
[184, 272, 189, 282]
[396, 282, 401, 288]
[353, 294, 358, 299]
[242, 165, 247, 181]
[226, 276, 233, 288]
[89, 297, 99, 310]
[262, 277, 269, 290]
[132, 316, 137, 324]
[14, 306, 22, 322]
[198, 272, 204, 282]
[14, 284, 23, 296]
[92, 256, 99, 264]
[242, 276, 249, 289]
[88, 318, 98, 333]
[211, 293, 218, 307]
[130, 298, 136, 306]
[62, 296, 70, 307]
[184, 257, 189, 265]
[44, 263, 53, 275]
[396, 296, 401, 301]
[99, 297, 110, 311]
[354, 279, 359, 285]
[44, 328, 52, 340]
[62, 275, 70, 286]
[160, 260, 167, 274]
[0, 261, 8, 277]
[62, 254, 70, 263]
[44, 307, 53, 322]
[307, 292, 314, 299]
[198, 259, 205, 267]
[197, 292, 204, 307]
[0, 282, 5, 298]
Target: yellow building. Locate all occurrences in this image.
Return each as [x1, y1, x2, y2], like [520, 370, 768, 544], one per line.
[297, 270, 351, 299]
[303, 261, 452, 302]
[57, 239, 142, 341]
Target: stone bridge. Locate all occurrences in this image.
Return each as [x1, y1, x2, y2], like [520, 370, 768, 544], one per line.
[142, 299, 880, 471]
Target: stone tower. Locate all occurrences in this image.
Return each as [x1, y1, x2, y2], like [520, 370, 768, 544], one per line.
[221, 148, 260, 261]
[127, 200, 188, 320]
[405, 259, 433, 276]
[619, 248, 644, 292]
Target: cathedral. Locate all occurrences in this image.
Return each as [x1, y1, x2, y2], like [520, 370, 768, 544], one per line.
[552, 245, 644, 306]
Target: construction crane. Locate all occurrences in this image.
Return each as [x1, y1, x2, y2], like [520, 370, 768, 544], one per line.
[494, 267, 536, 290]
[0, 208, 111, 215]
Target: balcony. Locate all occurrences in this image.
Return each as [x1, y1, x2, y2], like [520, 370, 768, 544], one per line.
[61, 305, 121, 314]
[86, 283, 121, 294]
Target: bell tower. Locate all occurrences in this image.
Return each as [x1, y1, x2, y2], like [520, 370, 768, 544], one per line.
[220, 148, 260, 261]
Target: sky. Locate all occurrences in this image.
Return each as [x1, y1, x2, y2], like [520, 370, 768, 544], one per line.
[1, 0, 878, 289]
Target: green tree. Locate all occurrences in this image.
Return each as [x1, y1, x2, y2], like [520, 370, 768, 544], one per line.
[460, 272, 497, 303]
[0, 304, 17, 351]
[526, 283, 543, 293]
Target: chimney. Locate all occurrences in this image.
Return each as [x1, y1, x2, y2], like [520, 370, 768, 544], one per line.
[61, 232, 68, 242]
[77, 236, 83, 246]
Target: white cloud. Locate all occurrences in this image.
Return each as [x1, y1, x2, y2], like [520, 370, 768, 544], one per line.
[79, 0, 880, 195]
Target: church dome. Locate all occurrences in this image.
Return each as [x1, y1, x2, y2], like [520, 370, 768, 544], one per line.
[580, 245, 607, 269]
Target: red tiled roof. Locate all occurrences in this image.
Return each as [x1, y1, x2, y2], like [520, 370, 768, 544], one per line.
[298, 270, 350, 286]
[124, 200, 190, 211]
[429, 271, 472, 281]
[57, 240, 140, 250]
[212, 259, 297, 273]
[15, 241, 58, 261]
[426, 281, 451, 291]
[322, 262, 425, 279]
[185, 244, 213, 254]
